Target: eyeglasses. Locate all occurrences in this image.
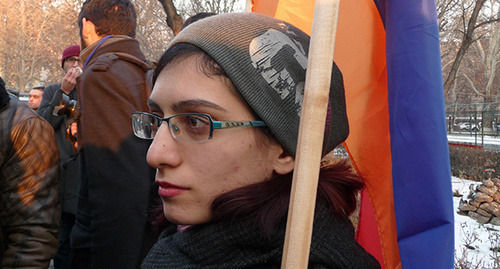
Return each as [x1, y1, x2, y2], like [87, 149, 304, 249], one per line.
[65, 57, 81, 64]
[131, 112, 266, 143]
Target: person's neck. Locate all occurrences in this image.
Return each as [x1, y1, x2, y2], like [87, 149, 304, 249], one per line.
[80, 35, 132, 64]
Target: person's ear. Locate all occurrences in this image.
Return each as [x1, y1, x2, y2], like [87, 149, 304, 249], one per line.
[81, 18, 97, 41]
[273, 149, 295, 175]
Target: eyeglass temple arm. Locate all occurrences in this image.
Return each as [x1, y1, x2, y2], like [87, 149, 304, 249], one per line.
[213, 120, 266, 129]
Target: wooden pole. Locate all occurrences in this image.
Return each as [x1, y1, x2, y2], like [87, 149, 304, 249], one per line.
[245, 0, 252, 12]
[281, 0, 340, 268]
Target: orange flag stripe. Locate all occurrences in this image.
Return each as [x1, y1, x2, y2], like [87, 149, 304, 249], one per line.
[252, 0, 401, 268]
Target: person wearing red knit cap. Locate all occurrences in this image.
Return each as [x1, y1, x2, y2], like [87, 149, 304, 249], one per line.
[38, 44, 82, 269]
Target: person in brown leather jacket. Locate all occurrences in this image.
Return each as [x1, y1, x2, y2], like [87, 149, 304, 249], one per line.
[70, 0, 157, 268]
[0, 76, 61, 268]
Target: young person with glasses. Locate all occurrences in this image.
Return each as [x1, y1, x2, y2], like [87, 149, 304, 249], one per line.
[137, 12, 380, 268]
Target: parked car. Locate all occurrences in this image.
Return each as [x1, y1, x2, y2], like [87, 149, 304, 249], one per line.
[458, 122, 480, 131]
[19, 92, 29, 104]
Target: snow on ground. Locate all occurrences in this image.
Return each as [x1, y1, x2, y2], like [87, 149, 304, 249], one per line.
[453, 177, 500, 268]
[448, 134, 500, 146]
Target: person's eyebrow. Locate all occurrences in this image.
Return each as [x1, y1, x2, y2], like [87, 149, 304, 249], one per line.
[147, 98, 228, 113]
[171, 99, 227, 112]
[147, 99, 160, 111]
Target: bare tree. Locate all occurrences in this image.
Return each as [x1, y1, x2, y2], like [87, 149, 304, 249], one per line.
[437, 0, 462, 62]
[157, 0, 184, 35]
[442, 0, 500, 96]
[464, 7, 500, 129]
[0, 0, 246, 93]
[187, 0, 242, 14]
[0, 0, 81, 92]
[0, 0, 166, 91]
[156, 0, 244, 36]
[470, 23, 500, 101]
[134, 0, 173, 62]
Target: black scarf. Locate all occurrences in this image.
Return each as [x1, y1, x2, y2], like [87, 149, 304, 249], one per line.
[141, 205, 380, 269]
[0, 77, 9, 111]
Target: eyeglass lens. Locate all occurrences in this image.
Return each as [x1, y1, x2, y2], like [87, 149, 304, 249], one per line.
[132, 113, 157, 139]
[66, 57, 80, 63]
[170, 114, 211, 142]
[132, 113, 212, 143]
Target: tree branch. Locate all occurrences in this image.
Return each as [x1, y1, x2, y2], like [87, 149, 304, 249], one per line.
[443, 0, 486, 96]
[157, 0, 184, 36]
[463, 73, 484, 97]
[474, 18, 500, 30]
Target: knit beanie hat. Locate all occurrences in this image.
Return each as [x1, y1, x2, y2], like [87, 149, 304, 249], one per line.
[61, 45, 81, 68]
[170, 12, 348, 157]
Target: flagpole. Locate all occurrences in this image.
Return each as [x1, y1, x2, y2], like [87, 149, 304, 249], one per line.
[245, 0, 252, 12]
[281, 0, 340, 268]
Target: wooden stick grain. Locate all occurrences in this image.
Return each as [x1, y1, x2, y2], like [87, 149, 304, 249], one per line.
[281, 0, 340, 268]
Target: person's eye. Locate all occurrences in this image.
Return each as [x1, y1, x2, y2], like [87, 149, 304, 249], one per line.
[149, 116, 161, 128]
[185, 115, 210, 128]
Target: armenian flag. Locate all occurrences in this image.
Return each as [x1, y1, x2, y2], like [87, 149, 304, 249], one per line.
[251, 0, 455, 268]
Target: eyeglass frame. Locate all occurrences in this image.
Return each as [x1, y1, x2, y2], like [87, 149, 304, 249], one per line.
[65, 57, 81, 64]
[131, 112, 267, 142]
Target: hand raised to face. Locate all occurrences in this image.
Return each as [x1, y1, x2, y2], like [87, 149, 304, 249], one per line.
[61, 67, 82, 94]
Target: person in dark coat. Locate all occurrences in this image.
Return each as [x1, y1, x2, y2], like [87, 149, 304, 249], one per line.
[38, 44, 82, 268]
[0, 76, 60, 267]
[70, 0, 157, 268]
[136, 13, 380, 268]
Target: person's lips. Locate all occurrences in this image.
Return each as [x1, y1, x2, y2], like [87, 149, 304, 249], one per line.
[157, 181, 189, 197]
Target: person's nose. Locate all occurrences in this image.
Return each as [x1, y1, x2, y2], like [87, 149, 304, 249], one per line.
[146, 124, 182, 169]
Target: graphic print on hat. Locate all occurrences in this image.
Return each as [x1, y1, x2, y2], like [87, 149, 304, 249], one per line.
[249, 26, 307, 116]
[168, 12, 349, 157]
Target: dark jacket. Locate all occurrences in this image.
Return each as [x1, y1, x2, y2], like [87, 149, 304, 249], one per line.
[142, 204, 381, 269]
[71, 35, 158, 268]
[38, 83, 79, 214]
[0, 89, 61, 268]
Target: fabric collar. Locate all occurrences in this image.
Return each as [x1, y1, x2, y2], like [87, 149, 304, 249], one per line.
[80, 35, 133, 68]
[142, 205, 380, 268]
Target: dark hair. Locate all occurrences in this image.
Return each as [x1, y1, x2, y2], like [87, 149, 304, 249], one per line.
[153, 43, 226, 84]
[181, 12, 217, 31]
[151, 43, 364, 235]
[212, 159, 363, 236]
[33, 86, 45, 91]
[78, 0, 137, 38]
